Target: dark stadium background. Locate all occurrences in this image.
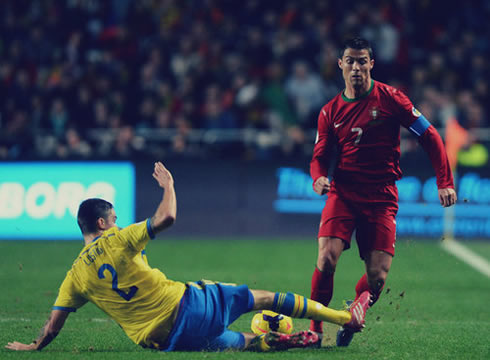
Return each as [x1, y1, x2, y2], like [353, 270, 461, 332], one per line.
[0, 0, 489, 239]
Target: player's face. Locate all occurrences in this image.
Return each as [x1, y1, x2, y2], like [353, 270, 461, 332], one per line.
[338, 48, 374, 90]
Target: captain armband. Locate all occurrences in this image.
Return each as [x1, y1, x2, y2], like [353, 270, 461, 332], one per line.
[408, 114, 431, 137]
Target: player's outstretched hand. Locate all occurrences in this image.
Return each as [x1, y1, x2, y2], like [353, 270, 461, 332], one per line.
[313, 176, 331, 195]
[438, 188, 457, 207]
[5, 341, 35, 351]
[152, 162, 174, 189]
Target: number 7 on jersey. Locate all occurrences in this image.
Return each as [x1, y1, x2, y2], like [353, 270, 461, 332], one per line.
[351, 127, 363, 145]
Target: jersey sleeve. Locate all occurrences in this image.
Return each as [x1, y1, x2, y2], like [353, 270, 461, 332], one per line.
[310, 107, 334, 184]
[118, 218, 155, 255]
[418, 126, 454, 189]
[53, 271, 87, 312]
[390, 88, 454, 189]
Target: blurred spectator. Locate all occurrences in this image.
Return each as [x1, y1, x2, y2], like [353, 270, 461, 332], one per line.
[0, 110, 33, 159]
[361, 10, 400, 81]
[261, 62, 297, 128]
[72, 87, 93, 129]
[56, 127, 92, 159]
[154, 108, 173, 129]
[202, 85, 238, 129]
[30, 95, 45, 131]
[93, 100, 110, 128]
[285, 61, 328, 128]
[137, 96, 156, 129]
[261, 62, 307, 155]
[171, 37, 201, 80]
[49, 99, 69, 138]
[111, 126, 145, 159]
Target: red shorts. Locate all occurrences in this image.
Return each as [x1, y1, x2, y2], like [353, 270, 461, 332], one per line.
[318, 181, 399, 259]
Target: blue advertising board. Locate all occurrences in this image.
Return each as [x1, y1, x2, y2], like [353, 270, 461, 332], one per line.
[0, 162, 135, 239]
[274, 167, 490, 238]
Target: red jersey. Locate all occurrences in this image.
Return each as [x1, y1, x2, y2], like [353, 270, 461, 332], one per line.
[310, 80, 453, 188]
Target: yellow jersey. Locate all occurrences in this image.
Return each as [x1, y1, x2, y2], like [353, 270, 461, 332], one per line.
[53, 219, 186, 348]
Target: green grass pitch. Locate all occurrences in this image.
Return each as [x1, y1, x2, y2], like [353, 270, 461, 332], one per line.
[1, 238, 489, 359]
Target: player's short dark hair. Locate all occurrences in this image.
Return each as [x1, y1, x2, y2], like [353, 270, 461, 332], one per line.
[339, 37, 374, 60]
[77, 198, 113, 235]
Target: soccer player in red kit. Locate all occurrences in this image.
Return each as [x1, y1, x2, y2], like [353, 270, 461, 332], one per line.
[309, 38, 457, 346]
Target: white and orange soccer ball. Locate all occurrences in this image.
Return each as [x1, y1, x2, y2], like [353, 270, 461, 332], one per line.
[251, 310, 293, 335]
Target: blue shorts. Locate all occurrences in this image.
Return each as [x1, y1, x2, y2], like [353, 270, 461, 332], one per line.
[162, 280, 255, 351]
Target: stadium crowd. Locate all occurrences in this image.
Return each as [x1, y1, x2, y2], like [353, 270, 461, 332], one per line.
[0, 0, 488, 160]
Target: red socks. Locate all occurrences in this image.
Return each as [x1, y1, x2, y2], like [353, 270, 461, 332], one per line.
[309, 267, 334, 333]
[355, 273, 384, 305]
[355, 273, 370, 299]
[309, 270, 385, 333]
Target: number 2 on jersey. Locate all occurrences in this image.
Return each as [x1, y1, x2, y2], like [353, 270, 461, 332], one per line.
[98, 264, 138, 301]
[351, 127, 363, 145]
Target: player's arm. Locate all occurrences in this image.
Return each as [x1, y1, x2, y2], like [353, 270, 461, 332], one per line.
[407, 116, 457, 207]
[5, 310, 70, 351]
[150, 161, 177, 234]
[310, 108, 333, 195]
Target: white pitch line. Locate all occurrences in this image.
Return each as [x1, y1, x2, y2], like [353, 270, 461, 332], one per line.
[441, 239, 490, 278]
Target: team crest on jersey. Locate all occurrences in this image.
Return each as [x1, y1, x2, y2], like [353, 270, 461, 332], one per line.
[368, 106, 384, 127]
[412, 106, 421, 117]
[370, 107, 379, 120]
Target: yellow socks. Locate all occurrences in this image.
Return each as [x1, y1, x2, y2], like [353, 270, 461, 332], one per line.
[271, 292, 351, 326]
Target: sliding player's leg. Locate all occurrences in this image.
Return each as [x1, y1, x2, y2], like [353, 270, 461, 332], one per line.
[169, 281, 323, 352]
[250, 289, 369, 330]
[246, 289, 370, 351]
[168, 280, 369, 352]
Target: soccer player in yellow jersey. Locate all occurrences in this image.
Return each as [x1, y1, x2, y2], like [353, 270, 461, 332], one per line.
[6, 162, 370, 352]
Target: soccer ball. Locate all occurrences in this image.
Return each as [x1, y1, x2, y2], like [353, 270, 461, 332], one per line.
[251, 310, 293, 335]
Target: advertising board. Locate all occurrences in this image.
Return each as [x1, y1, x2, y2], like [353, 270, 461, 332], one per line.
[274, 167, 490, 238]
[0, 162, 135, 239]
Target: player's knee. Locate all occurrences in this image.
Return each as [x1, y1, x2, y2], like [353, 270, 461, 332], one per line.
[317, 250, 339, 273]
[317, 237, 344, 272]
[250, 290, 275, 310]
